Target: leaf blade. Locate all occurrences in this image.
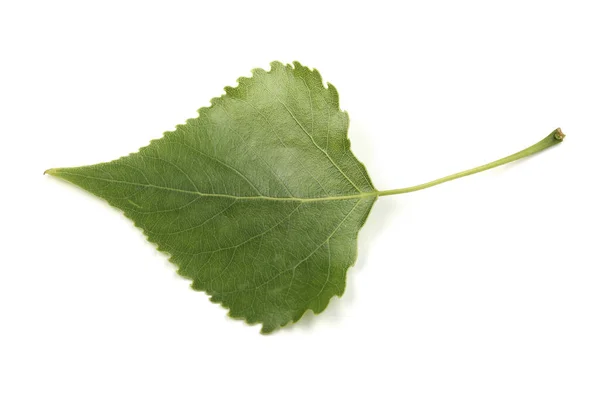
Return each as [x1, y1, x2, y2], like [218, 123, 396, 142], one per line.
[48, 61, 377, 332]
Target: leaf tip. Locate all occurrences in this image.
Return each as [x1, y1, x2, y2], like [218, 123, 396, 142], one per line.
[44, 168, 58, 176]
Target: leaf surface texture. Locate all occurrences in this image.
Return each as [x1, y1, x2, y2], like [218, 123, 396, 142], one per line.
[49, 62, 377, 332]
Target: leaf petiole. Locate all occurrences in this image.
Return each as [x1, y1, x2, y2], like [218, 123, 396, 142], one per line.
[377, 128, 565, 197]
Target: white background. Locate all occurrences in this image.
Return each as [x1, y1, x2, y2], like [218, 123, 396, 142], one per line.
[1, 1, 599, 399]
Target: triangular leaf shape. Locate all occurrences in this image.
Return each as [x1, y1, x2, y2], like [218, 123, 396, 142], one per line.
[47, 61, 378, 333]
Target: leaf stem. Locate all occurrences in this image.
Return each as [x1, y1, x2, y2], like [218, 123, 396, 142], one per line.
[377, 128, 565, 197]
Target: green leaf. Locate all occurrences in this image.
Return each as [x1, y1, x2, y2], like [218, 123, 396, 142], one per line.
[47, 61, 378, 333]
[47, 61, 565, 333]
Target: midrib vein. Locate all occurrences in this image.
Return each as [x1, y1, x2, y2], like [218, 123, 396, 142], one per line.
[52, 170, 378, 203]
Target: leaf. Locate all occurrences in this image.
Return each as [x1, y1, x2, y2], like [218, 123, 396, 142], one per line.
[47, 61, 378, 333]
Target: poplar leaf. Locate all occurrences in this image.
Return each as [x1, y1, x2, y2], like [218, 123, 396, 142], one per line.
[47, 61, 377, 333]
